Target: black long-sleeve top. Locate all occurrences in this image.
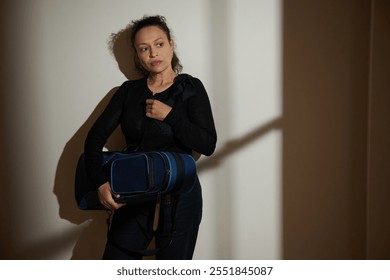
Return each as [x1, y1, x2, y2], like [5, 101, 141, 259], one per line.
[84, 74, 217, 189]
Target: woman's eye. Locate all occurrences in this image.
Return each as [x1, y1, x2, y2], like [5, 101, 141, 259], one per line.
[156, 42, 164, 47]
[139, 47, 148, 52]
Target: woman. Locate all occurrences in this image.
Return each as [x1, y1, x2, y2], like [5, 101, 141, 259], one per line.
[84, 15, 217, 260]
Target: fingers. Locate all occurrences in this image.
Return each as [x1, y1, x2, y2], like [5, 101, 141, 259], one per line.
[145, 99, 157, 112]
[97, 182, 126, 210]
[102, 197, 126, 210]
[145, 99, 154, 105]
[145, 99, 171, 120]
[145, 99, 155, 117]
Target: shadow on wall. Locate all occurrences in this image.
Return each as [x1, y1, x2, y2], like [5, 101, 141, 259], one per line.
[53, 24, 141, 259]
[0, 115, 13, 259]
[53, 87, 123, 259]
[282, 0, 373, 259]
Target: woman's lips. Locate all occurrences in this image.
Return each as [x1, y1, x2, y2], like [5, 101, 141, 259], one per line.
[150, 60, 162, 67]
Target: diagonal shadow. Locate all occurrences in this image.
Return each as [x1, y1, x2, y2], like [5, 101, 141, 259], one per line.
[197, 118, 283, 173]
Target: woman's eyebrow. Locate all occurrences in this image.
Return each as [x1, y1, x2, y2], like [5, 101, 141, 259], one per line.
[137, 37, 165, 46]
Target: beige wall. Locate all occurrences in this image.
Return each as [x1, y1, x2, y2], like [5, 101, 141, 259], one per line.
[283, 0, 390, 259]
[0, 0, 282, 259]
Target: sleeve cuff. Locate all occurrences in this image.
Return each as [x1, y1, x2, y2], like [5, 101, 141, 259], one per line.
[164, 106, 183, 127]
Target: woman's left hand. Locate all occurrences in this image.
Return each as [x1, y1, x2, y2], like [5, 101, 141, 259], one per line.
[145, 99, 172, 121]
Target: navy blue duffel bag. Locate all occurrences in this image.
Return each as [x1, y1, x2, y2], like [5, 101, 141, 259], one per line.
[75, 151, 197, 210]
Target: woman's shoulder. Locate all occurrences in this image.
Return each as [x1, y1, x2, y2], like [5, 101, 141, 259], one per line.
[114, 76, 146, 95]
[174, 73, 207, 101]
[175, 73, 205, 89]
[111, 76, 146, 102]
[121, 76, 146, 88]
[176, 73, 200, 82]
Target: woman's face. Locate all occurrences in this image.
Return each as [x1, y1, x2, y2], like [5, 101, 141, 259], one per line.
[134, 26, 174, 75]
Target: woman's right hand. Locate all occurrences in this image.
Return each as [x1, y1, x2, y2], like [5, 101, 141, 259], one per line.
[97, 182, 126, 210]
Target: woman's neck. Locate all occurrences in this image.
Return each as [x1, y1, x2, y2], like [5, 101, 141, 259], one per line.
[148, 70, 177, 86]
[147, 70, 177, 94]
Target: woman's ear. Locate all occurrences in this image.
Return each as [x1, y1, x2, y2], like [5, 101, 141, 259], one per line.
[170, 39, 175, 52]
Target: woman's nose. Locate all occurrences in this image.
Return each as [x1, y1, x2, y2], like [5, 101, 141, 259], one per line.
[149, 48, 158, 58]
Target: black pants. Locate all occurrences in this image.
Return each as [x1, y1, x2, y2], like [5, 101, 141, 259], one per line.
[102, 179, 202, 260]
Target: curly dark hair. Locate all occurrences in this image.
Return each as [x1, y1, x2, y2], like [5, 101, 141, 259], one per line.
[130, 15, 183, 75]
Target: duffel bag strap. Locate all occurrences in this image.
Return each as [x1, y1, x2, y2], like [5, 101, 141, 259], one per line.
[152, 195, 161, 232]
[105, 209, 113, 239]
